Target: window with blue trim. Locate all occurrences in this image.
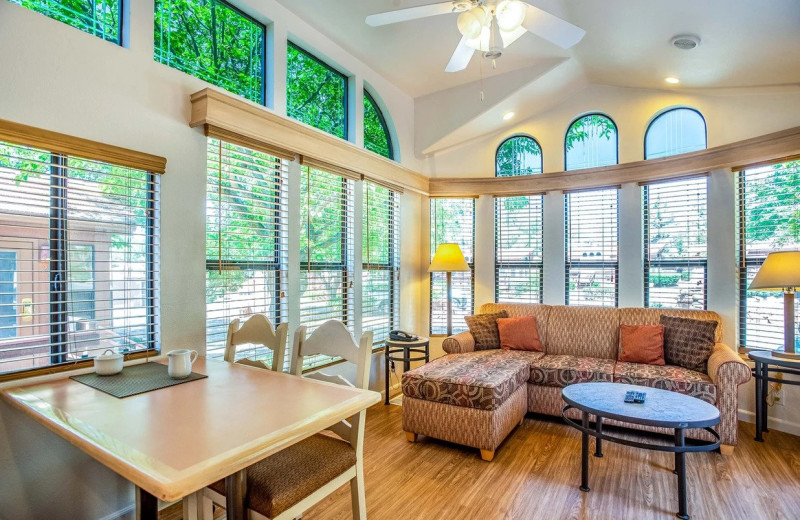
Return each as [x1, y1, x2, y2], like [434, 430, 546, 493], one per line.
[10, 0, 122, 44]
[363, 91, 394, 160]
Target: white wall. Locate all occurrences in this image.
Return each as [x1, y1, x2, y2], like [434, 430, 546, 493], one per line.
[0, 1, 424, 517]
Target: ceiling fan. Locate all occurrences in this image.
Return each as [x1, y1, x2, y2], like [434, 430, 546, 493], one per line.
[366, 1, 586, 72]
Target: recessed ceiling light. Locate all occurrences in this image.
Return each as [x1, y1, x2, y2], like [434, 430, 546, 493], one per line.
[503, 112, 515, 120]
[665, 77, 680, 84]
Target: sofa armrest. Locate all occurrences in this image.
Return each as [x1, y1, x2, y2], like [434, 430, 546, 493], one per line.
[708, 342, 751, 387]
[442, 331, 476, 354]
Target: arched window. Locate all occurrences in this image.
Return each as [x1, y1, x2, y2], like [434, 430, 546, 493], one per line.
[495, 135, 542, 177]
[645, 108, 707, 159]
[363, 90, 394, 160]
[494, 135, 544, 304]
[564, 114, 618, 171]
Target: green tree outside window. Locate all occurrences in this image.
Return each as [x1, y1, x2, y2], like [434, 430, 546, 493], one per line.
[363, 91, 393, 159]
[154, 0, 265, 104]
[287, 43, 347, 139]
[10, 0, 121, 44]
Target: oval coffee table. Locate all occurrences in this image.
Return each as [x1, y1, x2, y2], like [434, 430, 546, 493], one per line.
[562, 382, 720, 520]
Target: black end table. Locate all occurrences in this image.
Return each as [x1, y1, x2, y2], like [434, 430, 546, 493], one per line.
[384, 336, 429, 405]
[562, 383, 720, 520]
[748, 350, 800, 442]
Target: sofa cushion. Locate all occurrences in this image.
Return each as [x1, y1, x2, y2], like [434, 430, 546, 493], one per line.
[481, 303, 551, 347]
[618, 324, 665, 365]
[464, 311, 508, 350]
[528, 355, 615, 387]
[619, 308, 723, 344]
[402, 350, 529, 411]
[497, 316, 543, 352]
[614, 361, 717, 404]
[545, 306, 620, 359]
[660, 315, 717, 373]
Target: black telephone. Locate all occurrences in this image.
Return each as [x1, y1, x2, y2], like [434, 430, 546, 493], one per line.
[390, 330, 418, 342]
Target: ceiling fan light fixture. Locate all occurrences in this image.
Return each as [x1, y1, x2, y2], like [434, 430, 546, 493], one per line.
[484, 13, 504, 59]
[496, 0, 526, 32]
[457, 9, 482, 39]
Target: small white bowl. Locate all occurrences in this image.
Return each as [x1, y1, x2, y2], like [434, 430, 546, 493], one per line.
[94, 349, 123, 376]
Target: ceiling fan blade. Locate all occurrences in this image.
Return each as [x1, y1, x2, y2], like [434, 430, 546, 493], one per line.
[445, 37, 475, 73]
[366, 2, 456, 27]
[522, 3, 586, 49]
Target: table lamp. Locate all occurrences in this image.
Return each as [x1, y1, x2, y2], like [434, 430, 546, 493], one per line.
[749, 251, 800, 359]
[429, 243, 470, 336]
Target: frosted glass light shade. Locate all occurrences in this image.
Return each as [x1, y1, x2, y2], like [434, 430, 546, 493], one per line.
[496, 0, 526, 32]
[457, 7, 487, 39]
[429, 244, 470, 272]
[749, 251, 800, 291]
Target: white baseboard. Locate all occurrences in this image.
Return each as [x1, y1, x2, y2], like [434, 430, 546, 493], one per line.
[97, 504, 135, 520]
[738, 409, 800, 438]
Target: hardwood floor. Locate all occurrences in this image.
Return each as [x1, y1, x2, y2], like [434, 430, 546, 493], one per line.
[167, 404, 800, 519]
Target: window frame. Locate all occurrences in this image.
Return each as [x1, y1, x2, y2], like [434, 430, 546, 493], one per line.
[0, 143, 159, 378]
[495, 134, 543, 177]
[644, 107, 707, 160]
[494, 195, 544, 304]
[363, 89, 394, 160]
[642, 179, 708, 310]
[564, 113, 619, 171]
[10, 0, 125, 46]
[154, 0, 267, 105]
[287, 41, 349, 140]
[564, 188, 620, 307]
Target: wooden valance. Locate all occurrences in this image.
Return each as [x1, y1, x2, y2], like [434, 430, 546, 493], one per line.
[189, 89, 429, 194]
[0, 118, 167, 173]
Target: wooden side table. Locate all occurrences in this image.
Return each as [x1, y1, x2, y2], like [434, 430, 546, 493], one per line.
[748, 350, 800, 442]
[384, 336, 429, 405]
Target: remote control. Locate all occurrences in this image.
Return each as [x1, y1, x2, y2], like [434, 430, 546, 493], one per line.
[624, 390, 636, 403]
[634, 391, 646, 404]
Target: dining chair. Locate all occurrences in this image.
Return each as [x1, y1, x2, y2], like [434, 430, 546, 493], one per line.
[224, 314, 288, 372]
[201, 320, 374, 520]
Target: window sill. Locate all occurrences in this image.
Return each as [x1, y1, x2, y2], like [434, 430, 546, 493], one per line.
[0, 349, 160, 384]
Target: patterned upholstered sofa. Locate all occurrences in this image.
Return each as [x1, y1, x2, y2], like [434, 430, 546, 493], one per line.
[402, 303, 751, 461]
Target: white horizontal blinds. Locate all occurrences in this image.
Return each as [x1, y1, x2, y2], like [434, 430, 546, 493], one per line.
[643, 177, 708, 310]
[430, 198, 474, 335]
[738, 161, 800, 350]
[0, 140, 158, 375]
[205, 139, 288, 364]
[300, 165, 355, 370]
[565, 189, 619, 306]
[363, 182, 400, 344]
[495, 195, 544, 303]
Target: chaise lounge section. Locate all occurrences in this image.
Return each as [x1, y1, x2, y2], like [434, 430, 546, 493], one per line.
[402, 303, 751, 460]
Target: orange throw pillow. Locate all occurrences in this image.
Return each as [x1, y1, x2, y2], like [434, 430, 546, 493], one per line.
[497, 316, 543, 352]
[619, 324, 665, 365]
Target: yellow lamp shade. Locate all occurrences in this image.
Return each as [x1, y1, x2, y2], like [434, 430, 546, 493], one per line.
[749, 251, 800, 291]
[429, 243, 470, 272]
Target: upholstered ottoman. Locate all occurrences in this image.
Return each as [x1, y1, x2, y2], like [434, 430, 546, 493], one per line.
[401, 350, 531, 461]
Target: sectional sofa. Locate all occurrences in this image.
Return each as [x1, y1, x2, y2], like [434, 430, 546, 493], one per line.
[401, 303, 751, 461]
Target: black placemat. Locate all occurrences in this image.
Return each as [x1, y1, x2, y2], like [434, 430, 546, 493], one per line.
[70, 362, 207, 398]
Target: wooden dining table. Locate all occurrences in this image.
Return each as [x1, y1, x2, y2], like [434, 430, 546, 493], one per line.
[0, 356, 381, 520]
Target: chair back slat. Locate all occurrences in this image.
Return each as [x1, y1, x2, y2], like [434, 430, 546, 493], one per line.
[225, 315, 288, 372]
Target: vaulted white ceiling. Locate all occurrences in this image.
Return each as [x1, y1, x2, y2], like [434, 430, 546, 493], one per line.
[274, 0, 800, 154]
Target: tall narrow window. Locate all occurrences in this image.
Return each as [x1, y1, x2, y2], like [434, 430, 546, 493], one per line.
[430, 199, 474, 334]
[494, 135, 543, 303]
[363, 182, 400, 342]
[300, 165, 355, 368]
[496, 135, 542, 177]
[496, 195, 544, 303]
[205, 139, 287, 362]
[287, 43, 348, 139]
[643, 177, 707, 309]
[565, 189, 619, 306]
[155, 0, 265, 104]
[10, 0, 122, 44]
[565, 114, 618, 171]
[363, 91, 394, 160]
[738, 161, 800, 350]
[645, 108, 706, 159]
[0, 140, 159, 375]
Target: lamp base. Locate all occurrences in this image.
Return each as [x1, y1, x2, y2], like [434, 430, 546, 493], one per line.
[772, 350, 800, 361]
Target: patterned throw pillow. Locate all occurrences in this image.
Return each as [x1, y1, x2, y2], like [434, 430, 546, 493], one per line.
[464, 311, 509, 350]
[660, 315, 717, 372]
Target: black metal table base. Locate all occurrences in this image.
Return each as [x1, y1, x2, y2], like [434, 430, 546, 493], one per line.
[384, 342, 429, 405]
[563, 406, 720, 520]
[752, 360, 800, 442]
